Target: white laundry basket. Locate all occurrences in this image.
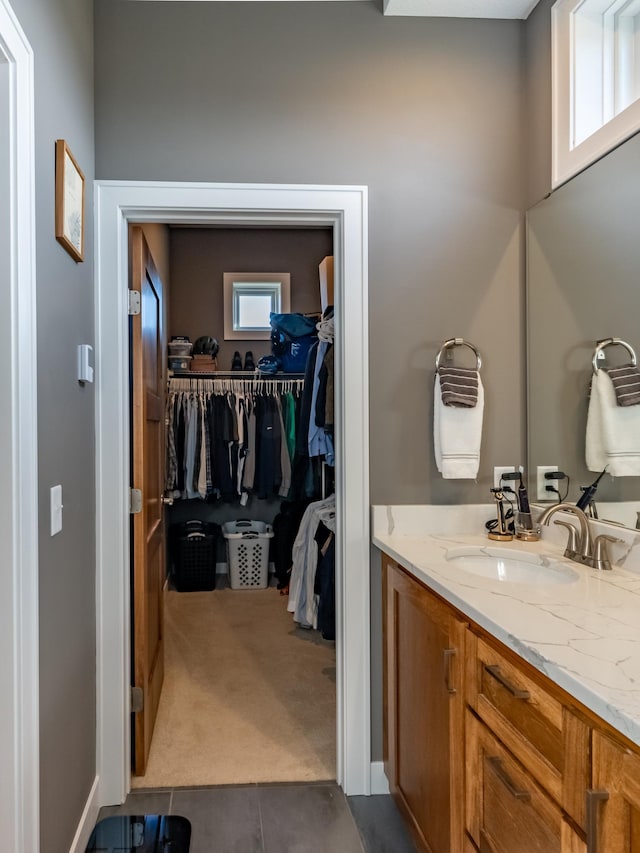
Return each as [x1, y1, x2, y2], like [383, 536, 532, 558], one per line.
[222, 520, 274, 589]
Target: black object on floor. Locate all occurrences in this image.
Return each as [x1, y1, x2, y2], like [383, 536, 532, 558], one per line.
[86, 815, 191, 852]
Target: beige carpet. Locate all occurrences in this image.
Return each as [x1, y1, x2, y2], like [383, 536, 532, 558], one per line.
[132, 587, 336, 788]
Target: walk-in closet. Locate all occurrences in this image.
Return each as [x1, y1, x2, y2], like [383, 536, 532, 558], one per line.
[129, 223, 337, 789]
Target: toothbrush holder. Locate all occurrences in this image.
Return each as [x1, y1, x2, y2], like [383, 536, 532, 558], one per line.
[514, 511, 541, 542]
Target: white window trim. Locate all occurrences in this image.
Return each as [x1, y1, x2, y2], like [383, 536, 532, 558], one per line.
[223, 272, 291, 340]
[94, 180, 371, 805]
[552, 0, 640, 187]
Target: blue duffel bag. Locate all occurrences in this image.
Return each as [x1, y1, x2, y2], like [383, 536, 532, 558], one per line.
[270, 313, 318, 373]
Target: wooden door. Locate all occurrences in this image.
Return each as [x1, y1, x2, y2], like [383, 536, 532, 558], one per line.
[131, 227, 166, 776]
[383, 557, 466, 853]
[592, 731, 640, 852]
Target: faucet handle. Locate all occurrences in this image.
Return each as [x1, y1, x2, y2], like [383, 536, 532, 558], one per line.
[554, 519, 580, 559]
[592, 534, 622, 572]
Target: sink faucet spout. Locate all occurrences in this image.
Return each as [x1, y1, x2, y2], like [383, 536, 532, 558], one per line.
[537, 503, 592, 563]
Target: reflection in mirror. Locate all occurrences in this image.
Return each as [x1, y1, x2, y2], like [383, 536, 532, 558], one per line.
[527, 131, 640, 530]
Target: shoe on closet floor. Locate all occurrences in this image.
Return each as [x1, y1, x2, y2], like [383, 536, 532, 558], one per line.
[244, 351, 255, 370]
[231, 351, 243, 371]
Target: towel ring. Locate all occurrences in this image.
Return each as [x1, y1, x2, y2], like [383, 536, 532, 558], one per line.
[435, 338, 482, 372]
[592, 338, 637, 373]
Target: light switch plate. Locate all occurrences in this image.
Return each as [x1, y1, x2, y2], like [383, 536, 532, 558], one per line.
[50, 485, 63, 536]
[77, 344, 94, 383]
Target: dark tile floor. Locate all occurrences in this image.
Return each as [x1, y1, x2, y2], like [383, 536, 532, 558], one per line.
[97, 783, 416, 853]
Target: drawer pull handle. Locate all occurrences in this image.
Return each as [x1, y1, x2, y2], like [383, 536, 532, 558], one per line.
[443, 648, 456, 694]
[487, 756, 531, 802]
[586, 789, 609, 853]
[484, 664, 531, 700]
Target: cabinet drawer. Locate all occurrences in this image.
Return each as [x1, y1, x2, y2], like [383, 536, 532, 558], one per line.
[467, 633, 590, 827]
[466, 710, 566, 853]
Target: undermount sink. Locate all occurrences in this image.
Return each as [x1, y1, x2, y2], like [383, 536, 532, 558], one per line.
[444, 546, 579, 585]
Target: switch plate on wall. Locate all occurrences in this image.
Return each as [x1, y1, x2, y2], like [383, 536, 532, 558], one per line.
[536, 466, 558, 501]
[493, 466, 516, 489]
[50, 485, 63, 536]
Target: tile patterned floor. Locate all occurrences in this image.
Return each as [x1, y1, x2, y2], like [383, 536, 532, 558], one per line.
[97, 783, 416, 852]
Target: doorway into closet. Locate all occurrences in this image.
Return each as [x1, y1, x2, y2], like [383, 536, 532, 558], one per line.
[130, 222, 337, 789]
[94, 181, 370, 806]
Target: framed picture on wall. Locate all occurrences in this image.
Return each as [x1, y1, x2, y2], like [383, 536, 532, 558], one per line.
[55, 139, 85, 263]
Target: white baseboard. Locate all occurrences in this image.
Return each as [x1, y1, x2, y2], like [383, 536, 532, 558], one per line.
[370, 761, 390, 795]
[68, 775, 100, 853]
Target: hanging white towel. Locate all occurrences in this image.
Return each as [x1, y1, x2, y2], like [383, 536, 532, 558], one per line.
[434, 373, 484, 479]
[586, 370, 640, 475]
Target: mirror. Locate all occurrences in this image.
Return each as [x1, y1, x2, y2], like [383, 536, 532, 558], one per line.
[527, 131, 640, 530]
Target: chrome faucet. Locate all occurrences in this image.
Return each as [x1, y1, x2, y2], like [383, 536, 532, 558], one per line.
[537, 503, 619, 570]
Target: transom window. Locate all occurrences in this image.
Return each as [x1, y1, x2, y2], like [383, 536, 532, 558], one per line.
[553, 0, 640, 185]
[223, 272, 291, 340]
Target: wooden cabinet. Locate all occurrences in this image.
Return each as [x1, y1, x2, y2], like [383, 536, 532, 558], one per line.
[591, 731, 640, 852]
[381, 551, 640, 853]
[383, 557, 466, 852]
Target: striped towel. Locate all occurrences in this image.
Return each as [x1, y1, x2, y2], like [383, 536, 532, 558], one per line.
[437, 366, 479, 408]
[604, 363, 640, 407]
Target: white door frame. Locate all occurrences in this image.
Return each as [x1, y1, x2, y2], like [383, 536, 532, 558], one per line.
[0, 1, 39, 851]
[94, 180, 371, 804]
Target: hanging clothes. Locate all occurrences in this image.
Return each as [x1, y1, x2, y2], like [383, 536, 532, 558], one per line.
[296, 307, 335, 467]
[287, 493, 336, 630]
[165, 377, 304, 503]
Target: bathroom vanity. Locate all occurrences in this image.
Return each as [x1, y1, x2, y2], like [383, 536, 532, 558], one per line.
[373, 505, 640, 853]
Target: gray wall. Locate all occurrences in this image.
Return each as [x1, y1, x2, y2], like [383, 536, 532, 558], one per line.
[169, 227, 332, 368]
[94, 0, 528, 504]
[10, 0, 96, 850]
[524, 0, 554, 208]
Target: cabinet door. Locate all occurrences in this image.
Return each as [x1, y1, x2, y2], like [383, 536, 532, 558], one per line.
[383, 558, 466, 853]
[591, 731, 640, 852]
[466, 710, 573, 853]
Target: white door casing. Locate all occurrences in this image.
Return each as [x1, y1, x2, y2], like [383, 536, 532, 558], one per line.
[0, 1, 39, 851]
[94, 181, 371, 804]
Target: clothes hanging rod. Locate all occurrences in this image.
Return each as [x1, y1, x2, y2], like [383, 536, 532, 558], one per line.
[169, 371, 305, 379]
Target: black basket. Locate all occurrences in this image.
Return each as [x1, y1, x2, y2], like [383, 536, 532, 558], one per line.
[170, 520, 220, 592]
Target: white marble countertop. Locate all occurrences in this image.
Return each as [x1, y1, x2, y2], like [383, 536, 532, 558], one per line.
[372, 505, 640, 748]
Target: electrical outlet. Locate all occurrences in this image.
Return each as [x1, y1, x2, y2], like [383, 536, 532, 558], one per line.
[493, 466, 516, 489]
[536, 465, 558, 501]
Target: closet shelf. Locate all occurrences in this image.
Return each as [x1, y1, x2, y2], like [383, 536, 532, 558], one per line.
[169, 370, 305, 379]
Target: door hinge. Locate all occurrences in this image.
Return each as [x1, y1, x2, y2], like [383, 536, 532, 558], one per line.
[131, 686, 144, 714]
[129, 488, 143, 514]
[128, 290, 141, 316]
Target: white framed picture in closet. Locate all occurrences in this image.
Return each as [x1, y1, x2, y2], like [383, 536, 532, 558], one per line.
[223, 272, 291, 340]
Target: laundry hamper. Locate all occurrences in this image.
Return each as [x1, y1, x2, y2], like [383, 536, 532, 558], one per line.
[222, 520, 274, 589]
[170, 520, 220, 592]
